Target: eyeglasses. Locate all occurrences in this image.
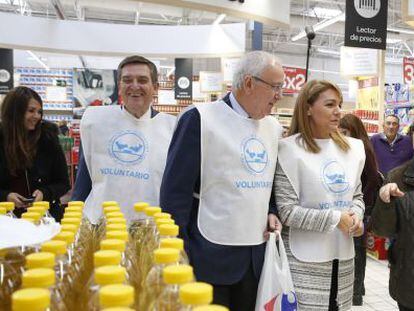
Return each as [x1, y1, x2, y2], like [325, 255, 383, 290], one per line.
[252, 76, 283, 93]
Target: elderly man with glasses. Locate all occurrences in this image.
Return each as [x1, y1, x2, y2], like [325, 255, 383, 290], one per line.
[160, 51, 285, 311]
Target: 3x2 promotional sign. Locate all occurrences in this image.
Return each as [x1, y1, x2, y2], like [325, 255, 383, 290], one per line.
[345, 0, 388, 50]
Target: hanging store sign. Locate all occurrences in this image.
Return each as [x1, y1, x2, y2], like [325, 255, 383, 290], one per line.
[175, 58, 193, 100]
[403, 57, 414, 84]
[344, 0, 388, 50]
[282, 66, 306, 94]
[340, 46, 379, 77]
[199, 71, 223, 93]
[0, 48, 13, 94]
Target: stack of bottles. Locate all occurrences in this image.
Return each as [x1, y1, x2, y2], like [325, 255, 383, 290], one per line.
[0, 200, 229, 311]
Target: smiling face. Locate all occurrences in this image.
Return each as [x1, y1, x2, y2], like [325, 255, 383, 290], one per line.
[308, 88, 342, 139]
[24, 98, 42, 131]
[243, 64, 285, 120]
[119, 63, 158, 118]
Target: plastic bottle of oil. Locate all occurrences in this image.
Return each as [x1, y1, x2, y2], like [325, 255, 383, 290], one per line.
[101, 308, 134, 311]
[88, 265, 128, 310]
[193, 306, 229, 311]
[25, 252, 55, 270]
[159, 238, 189, 265]
[0, 202, 15, 218]
[153, 212, 172, 221]
[178, 283, 213, 310]
[32, 201, 53, 220]
[21, 211, 42, 225]
[68, 201, 85, 208]
[151, 265, 194, 311]
[0, 249, 20, 311]
[99, 284, 135, 309]
[21, 268, 67, 311]
[139, 248, 180, 311]
[12, 288, 50, 311]
[106, 217, 127, 226]
[0, 206, 6, 215]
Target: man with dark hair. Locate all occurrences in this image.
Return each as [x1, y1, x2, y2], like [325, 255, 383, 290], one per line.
[371, 115, 413, 175]
[72, 55, 175, 222]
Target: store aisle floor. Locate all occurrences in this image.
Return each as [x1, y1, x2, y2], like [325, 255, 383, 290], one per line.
[352, 256, 398, 311]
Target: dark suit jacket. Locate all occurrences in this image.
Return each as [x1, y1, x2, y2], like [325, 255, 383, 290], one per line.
[160, 93, 276, 285]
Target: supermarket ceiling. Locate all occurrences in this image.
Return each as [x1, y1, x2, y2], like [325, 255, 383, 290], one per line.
[0, 0, 412, 66]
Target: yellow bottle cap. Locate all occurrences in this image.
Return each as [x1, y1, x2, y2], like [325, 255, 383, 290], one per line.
[0, 201, 15, 211]
[12, 288, 50, 311]
[41, 240, 67, 255]
[193, 305, 229, 311]
[107, 218, 127, 225]
[101, 239, 126, 252]
[144, 206, 162, 216]
[33, 201, 50, 209]
[0, 206, 6, 215]
[95, 265, 126, 286]
[21, 211, 42, 221]
[65, 206, 83, 213]
[155, 218, 175, 228]
[27, 206, 46, 215]
[102, 308, 134, 311]
[102, 201, 119, 208]
[159, 224, 179, 237]
[179, 282, 213, 306]
[60, 217, 81, 226]
[61, 224, 78, 233]
[153, 212, 172, 220]
[99, 284, 134, 308]
[106, 230, 128, 242]
[22, 268, 55, 288]
[106, 223, 127, 231]
[160, 238, 184, 251]
[52, 231, 75, 244]
[68, 201, 84, 208]
[26, 252, 55, 269]
[106, 212, 124, 219]
[103, 206, 121, 215]
[163, 265, 193, 285]
[22, 217, 36, 223]
[64, 211, 82, 218]
[153, 248, 179, 264]
[133, 202, 150, 212]
[94, 250, 122, 268]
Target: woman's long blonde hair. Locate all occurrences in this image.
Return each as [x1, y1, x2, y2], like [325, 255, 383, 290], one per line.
[289, 80, 350, 153]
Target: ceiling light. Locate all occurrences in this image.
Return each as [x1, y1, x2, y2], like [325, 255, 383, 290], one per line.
[311, 7, 342, 19]
[213, 14, 226, 25]
[317, 48, 340, 56]
[387, 27, 414, 35]
[291, 13, 345, 41]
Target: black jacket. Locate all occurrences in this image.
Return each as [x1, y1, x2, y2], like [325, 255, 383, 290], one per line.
[0, 121, 70, 219]
[371, 159, 414, 308]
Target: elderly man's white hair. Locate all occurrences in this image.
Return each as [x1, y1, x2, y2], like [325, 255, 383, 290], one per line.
[232, 51, 282, 90]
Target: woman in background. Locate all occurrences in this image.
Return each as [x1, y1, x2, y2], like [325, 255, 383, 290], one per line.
[0, 86, 70, 221]
[339, 114, 383, 306]
[275, 80, 365, 310]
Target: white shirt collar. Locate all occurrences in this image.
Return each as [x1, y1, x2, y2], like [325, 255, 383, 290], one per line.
[229, 92, 249, 118]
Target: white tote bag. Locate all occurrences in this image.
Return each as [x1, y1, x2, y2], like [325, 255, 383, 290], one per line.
[255, 231, 298, 311]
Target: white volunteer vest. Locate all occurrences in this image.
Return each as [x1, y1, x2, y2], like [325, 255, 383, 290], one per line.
[278, 134, 365, 262]
[196, 101, 282, 245]
[81, 105, 176, 224]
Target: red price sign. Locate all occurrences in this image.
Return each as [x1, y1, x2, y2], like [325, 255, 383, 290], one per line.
[282, 66, 306, 94]
[403, 57, 414, 84]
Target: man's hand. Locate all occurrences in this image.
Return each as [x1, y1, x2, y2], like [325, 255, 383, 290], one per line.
[32, 189, 44, 202]
[264, 214, 282, 240]
[7, 192, 27, 208]
[379, 183, 404, 203]
[349, 213, 364, 237]
[337, 211, 354, 235]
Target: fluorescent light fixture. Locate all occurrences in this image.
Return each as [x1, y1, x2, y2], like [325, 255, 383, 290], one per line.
[213, 13, 226, 25]
[387, 27, 414, 35]
[26, 50, 50, 70]
[311, 7, 342, 19]
[387, 38, 402, 44]
[385, 57, 403, 64]
[317, 48, 340, 56]
[292, 13, 345, 41]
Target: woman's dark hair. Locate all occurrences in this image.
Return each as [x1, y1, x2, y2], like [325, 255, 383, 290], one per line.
[1, 86, 43, 175]
[339, 114, 378, 171]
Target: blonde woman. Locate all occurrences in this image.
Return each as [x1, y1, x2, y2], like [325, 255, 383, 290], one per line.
[274, 80, 365, 311]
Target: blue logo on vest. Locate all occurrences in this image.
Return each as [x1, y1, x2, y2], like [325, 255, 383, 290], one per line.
[321, 160, 349, 194]
[108, 130, 148, 165]
[241, 137, 268, 174]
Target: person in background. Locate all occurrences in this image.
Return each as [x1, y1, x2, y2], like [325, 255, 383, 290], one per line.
[339, 114, 383, 306]
[275, 80, 365, 310]
[58, 120, 69, 136]
[370, 115, 413, 176]
[0, 86, 70, 220]
[371, 164, 414, 311]
[72, 55, 176, 223]
[160, 51, 284, 310]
